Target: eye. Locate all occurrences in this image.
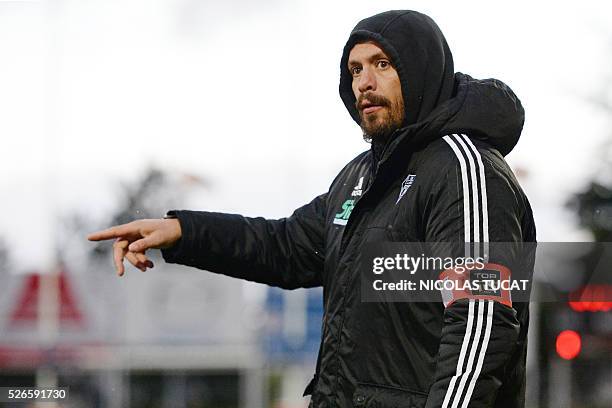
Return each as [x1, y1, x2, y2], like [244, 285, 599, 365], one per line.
[350, 66, 362, 76]
[377, 60, 390, 69]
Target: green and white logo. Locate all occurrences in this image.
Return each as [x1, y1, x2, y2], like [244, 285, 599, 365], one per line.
[334, 199, 355, 226]
[333, 177, 363, 226]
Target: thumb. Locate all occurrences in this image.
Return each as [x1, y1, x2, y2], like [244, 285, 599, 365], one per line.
[129, 231, 164, 252]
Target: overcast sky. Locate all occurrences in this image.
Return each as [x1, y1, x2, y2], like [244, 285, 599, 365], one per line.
[1, 0, 611, 271]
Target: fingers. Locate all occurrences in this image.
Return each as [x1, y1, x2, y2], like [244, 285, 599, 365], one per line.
[125, 252, 143, 272]
[87, 222, 139, 242]
[114, 242, 155, 276]
[90, 220, 160, 276]
[128, 231, 162, 252]
[113, 238, 129, 276]
[125, 252, 155, 272]
[135, 252, 154, 269]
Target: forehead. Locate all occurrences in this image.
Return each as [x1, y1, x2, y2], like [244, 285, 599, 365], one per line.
[347, 41, 389, 65]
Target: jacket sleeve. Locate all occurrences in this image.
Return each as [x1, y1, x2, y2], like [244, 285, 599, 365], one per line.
[423, 135, 528, 408]
[160, 193, 327, 289]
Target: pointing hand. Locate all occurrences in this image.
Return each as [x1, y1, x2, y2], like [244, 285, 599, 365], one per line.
[87, 219, 182, 277]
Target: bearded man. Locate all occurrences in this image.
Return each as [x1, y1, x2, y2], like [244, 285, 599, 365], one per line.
[89, 10, 536, 408]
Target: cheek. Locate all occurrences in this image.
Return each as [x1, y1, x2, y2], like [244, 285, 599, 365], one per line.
[351, 80, 360, 99]
[388, 74, 403, 102]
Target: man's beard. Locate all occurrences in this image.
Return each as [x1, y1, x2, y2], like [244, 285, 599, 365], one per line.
[357, 92, 405, 143]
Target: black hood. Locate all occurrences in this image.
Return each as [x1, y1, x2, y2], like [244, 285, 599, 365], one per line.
[339, 10, 525, 157]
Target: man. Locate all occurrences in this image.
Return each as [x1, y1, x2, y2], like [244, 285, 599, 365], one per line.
[89, 10, 536, 408]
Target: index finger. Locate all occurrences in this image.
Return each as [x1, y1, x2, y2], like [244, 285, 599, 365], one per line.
[87, 223, 137, 241]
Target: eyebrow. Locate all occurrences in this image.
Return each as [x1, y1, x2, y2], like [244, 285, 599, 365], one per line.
[348, 52, 390, 68]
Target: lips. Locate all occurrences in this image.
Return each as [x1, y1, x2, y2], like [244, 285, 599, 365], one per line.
[358, 98, 387, 115]
[363, 105, 383, 114]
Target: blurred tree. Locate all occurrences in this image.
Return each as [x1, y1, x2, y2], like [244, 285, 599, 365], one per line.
[569, 182, 612, 242]
[564, 50, 612, 294]
[542, 49, 612, 408]
[572, 34, 612, 241]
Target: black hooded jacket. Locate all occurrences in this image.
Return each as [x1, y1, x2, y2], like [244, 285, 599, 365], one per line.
[161, 10, 536, 408]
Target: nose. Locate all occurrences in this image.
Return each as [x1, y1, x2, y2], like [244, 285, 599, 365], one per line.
[357, 67, 376, 94]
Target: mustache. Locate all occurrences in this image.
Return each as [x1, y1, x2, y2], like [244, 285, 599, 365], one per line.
[355, 92, 391, 110]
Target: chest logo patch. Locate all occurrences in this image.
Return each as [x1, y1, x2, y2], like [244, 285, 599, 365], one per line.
[333, 199, 354, 225]
[333, 177, 364, 226]
[396, 174, 416, 204]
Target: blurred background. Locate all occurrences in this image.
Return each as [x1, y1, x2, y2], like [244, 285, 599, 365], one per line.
[0, 0, 611, 407]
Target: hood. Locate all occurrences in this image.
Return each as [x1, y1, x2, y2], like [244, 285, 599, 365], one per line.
[339, 10, 525, 157]
[434, 73, 525, 156]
